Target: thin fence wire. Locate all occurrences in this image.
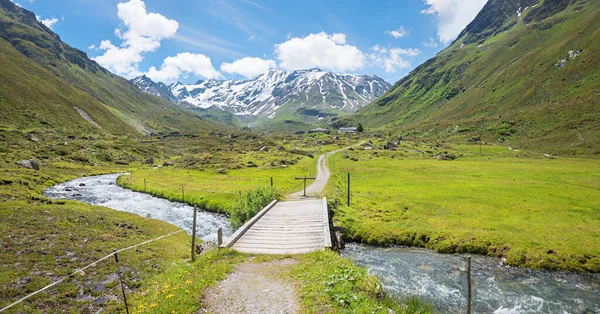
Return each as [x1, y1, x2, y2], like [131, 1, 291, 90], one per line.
[0, 229, 185, 313]
[133, 178, 238, 194]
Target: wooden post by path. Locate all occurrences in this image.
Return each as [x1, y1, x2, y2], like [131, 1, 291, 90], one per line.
[295, 176, 316, 196]
[144, 178, 146, 191]
[467, 255, 472, 314]
[191, 207, 198, 261]
[270, 177, 273, 188]
[347, 173, 350, 206]
[181, 186, 185, 201]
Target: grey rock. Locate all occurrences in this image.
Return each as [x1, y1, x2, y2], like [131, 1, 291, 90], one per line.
[115, 160, 129, 165]
[27, 134, 39, 142]
[16, 159, 40, 170]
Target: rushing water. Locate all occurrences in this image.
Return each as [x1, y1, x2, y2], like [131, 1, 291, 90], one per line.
[43, 173, 233, 243]
[342, 243, 600, 313]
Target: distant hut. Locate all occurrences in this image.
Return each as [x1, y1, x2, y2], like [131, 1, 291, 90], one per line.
[338, 127, 357, 134]
[308, 128, 330, 134]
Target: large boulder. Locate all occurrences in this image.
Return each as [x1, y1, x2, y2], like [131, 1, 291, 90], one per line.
[16, 159, 40, 170]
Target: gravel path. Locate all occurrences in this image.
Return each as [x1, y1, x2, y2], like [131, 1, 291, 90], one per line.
[200, 259, 299, 314]
[288, 143, 361, 200]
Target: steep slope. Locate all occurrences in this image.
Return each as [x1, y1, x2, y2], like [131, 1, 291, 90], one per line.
[356, 0, 600, 154]
[132, 69, 390, 129]
[0, 0, 211, 136]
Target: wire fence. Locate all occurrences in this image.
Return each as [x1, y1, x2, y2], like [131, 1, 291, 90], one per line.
[0, 229, 185, 313]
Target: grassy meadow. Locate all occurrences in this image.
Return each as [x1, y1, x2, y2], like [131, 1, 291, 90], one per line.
[325, 139, 600, 272]
[117, 137, 346, 214]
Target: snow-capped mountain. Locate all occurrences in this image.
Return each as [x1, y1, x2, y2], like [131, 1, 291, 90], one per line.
[130, 75, 179, 103]
[131, 69, 390, 125]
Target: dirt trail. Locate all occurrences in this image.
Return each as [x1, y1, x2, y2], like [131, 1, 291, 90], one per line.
[201, 259, 299, 314]
[287, 143, 361, 200]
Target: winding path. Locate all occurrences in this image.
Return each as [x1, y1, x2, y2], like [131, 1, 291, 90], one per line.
[287, 144, 359, 200]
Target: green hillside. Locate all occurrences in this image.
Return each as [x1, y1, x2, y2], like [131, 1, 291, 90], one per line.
[355, 0, 600, 154]
[0, 0, 213, 137]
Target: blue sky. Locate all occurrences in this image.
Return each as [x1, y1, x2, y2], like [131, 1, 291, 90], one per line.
[16, 0, 488, 84]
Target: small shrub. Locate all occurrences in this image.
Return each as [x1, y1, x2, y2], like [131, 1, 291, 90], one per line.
[229, 187, 280, 229]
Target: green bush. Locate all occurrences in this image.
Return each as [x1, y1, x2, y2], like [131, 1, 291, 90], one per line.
[229, 187, 280, 229]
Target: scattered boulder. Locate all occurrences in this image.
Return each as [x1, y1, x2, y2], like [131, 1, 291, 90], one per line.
[368, 140, 374, 146]
[384, 141, 398, 150]
[143, 157, 154, 165]
[216, 168, 227, 174]
[333, 136, 340, 141]
[246, 161, 258, 168]
[27, 134, 39, 142]
[163, 161, 174, 166]
[258, 146, 269, 152]
[350, 157, 359, 162]
[277, 146, 286, 151]
[343, 152, 349, 159]
[67, 135, 76, 140]
[79, 183, 86, 187]
[16, 159, 40, 170]
[364, 146, 373, 150]
[115, 160, 129, 165]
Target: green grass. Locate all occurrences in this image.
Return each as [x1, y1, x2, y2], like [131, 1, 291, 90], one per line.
[116, 143, 333, 214]
[352, 1, 600, 155]
[127, 249, 246, 314]
[130, 250, 432, 314]
[326, 141, 600, 272]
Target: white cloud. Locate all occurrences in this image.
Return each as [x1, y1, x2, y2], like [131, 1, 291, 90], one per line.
[422, 0, 488, 44]
[423, 37, 439, 48]
[368, 45, 421, 73]
[146, 53, 221, 82]
[36, 15, 59, 29]
[385, 27, 409, 39]
[88, 44, 97, 50]
[221, 57, 276, 79]
[274, 32, 364, 72]
[247, 35, 256, 41]
[92, 0, 179, 78]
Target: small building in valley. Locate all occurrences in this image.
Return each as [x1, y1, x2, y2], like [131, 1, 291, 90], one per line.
[338, 127, 357, 134]
[309, 128, 330, 134]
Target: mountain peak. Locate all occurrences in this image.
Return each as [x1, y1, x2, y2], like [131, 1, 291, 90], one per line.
[131, 68, 391, 127]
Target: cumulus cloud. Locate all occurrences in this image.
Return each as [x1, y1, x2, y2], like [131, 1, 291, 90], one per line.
[422, 0, 488, 44]
[221, 57, 276, 79]
[92, 0, 179, 78]
[146, 53, 221, 82]
[274, 32, 364, 72]
[368, 45, 421, 73]
[385, 27, 409, 39]
[36, 15, 59, 29]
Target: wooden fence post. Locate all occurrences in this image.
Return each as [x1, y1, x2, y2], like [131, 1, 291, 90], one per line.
[467, 255, 472, 314]
[144, 178, 146, 191]
[217, 228, 223, 252]
[347, 172, 350, 206]
[181, 186, 185, 201]
[191, 207, 197, 261]
[270, 177, 273, 188]
[113, 249, 130, 314]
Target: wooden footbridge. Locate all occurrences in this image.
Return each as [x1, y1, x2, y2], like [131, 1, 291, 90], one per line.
[220, 146, 361, 254]
[222, 198, 332, 254]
